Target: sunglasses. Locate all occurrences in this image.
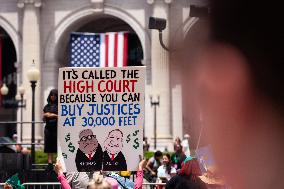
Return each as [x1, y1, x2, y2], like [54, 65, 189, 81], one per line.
[80, 135, 96, 141]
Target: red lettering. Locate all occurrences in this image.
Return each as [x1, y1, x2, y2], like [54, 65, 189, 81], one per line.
[123, 80, 130, 92]
[77, 80, 84, 93]
[98, 80, 105, 92]
[106, 80, 113, 92]
[114, 80, 122, 92]
[86, 80, 94, 93]
[64, 80, 95, 93]
[97, 79, 138, 93]
[64, 80, 72, 93]
[129, 80, 137, 92]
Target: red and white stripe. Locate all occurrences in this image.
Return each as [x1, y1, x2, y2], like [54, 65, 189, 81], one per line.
[99, 32, 128, 67]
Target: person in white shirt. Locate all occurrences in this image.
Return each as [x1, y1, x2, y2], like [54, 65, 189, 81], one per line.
[157, 154, 177, 183]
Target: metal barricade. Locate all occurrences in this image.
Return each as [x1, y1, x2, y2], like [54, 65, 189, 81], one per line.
[1, 182, 165, 189]
[1, 183, 61, 189]
[23, 182, 61, 189]
[0, 183, 5, 189]
[142, 182, 166, 189]
[1, 183, 62, 189]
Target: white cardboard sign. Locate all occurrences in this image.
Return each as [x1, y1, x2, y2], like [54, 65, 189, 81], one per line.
[58, 67, 145, 172]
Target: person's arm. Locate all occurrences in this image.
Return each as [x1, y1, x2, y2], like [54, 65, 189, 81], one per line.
[43, 105, 58, 120]
[170, 167, 177, 177]
[134, 159, 147, 189]
[145, 158, 156, 176]
[54, 160, 72, 189]
[43, 112, 58, 119]
[57, 174, 72, 189]
[49, 112, 58, 118]
[43, 108, 48, 121]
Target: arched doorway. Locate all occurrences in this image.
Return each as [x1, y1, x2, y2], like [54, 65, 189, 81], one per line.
[55, 15, 144, 68]
[42, 12, 146, 140]
[0, 26, 17, 137]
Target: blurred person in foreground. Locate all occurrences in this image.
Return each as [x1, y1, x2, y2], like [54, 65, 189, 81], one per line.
[4, 173, 24, 189]
[183, 0, 284, 188]
[165, 157, 207, 189]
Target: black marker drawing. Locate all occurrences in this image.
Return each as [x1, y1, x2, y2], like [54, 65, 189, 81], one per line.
[102, 129, 127, 171]
[75, 129, 103, 171]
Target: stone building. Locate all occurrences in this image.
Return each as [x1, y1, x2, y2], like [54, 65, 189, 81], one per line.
[0, 0, 208, 151]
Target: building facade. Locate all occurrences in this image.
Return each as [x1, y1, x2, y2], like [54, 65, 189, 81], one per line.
[0, 0, 207, 151]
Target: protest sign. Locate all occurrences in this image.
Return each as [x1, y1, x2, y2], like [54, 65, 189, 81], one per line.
[58, 67, 145, 172]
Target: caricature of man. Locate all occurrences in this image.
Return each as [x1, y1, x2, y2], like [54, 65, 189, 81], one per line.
[102, 129, 127, 171]
[75, 129, 103, 171]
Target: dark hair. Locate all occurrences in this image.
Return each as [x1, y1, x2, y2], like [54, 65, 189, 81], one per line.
[209, 0, 284, 109]
[175, 137, 181, 143]
[164, 154, 172, 174]
[179, 159, 202, 181]
[154, 150, 163, 158]
[164, 153, 171, 160]
[47, 89, 58, 104]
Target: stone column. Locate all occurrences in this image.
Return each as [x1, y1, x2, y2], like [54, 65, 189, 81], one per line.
[148, 0, 172, 151]
[18, 0, 42, 143]
[42, 61, 59, 102]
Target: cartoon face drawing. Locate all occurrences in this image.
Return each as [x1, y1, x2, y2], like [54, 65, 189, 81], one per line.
[78, 129, 98, 154]
[104, 129, 123, 155]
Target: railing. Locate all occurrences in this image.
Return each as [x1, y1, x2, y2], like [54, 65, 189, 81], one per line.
[1, 179, 227, 189]
[23, 183, 62, 189]
[0, 182, 166, 189]
[1, 182, 62, 189]
[0, 121, 44, 124]
[0, 120, 45, 148]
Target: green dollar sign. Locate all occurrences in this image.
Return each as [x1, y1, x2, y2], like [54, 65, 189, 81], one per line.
[68, 142, 75, 153]
[65, 133, 71, 142]
[132, 130, 139, 137]
[126, 134, 131, 143]
[133, 138, 139, 149]
[62, 153, 67, 159]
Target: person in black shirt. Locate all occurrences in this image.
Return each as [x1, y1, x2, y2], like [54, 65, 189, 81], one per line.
[43, 89, 58, 167]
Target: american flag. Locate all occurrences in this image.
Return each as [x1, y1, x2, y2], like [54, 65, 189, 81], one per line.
[70, 32, 128, 67]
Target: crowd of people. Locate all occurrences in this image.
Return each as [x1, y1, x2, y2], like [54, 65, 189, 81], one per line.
[4, 0, 284, 188]
[3, 133, 212, 189]
[3, 152, 209, 189]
